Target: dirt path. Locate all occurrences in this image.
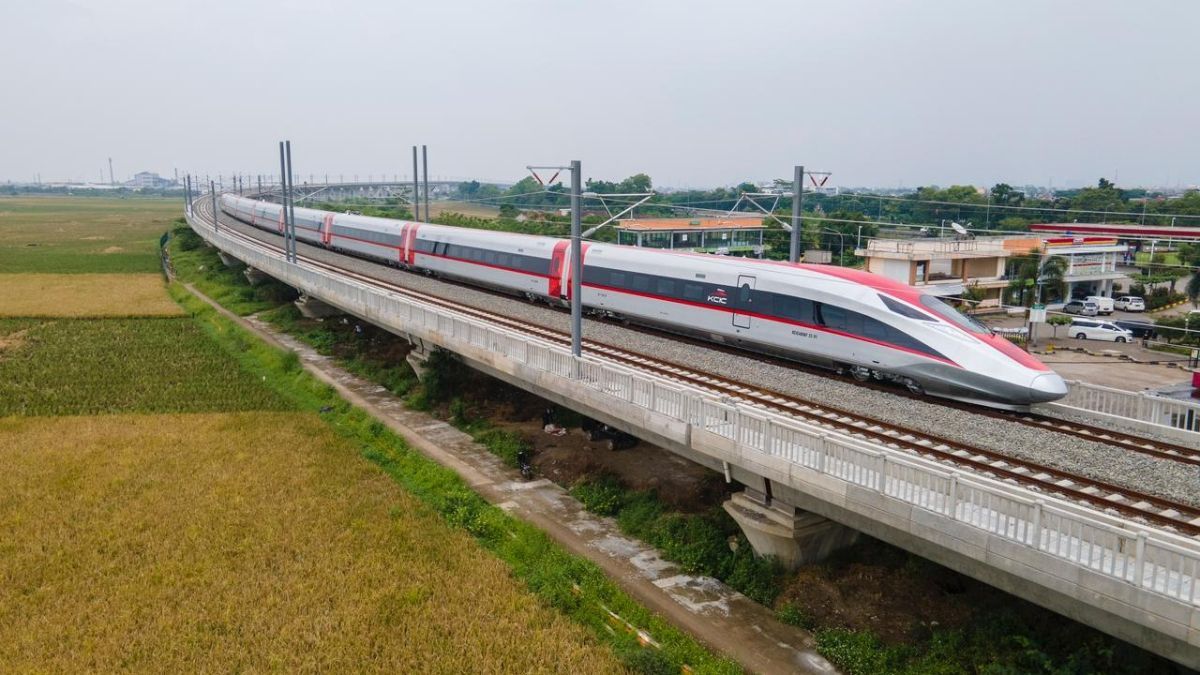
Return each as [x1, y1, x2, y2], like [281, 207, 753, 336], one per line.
[182, 283, 836, 675]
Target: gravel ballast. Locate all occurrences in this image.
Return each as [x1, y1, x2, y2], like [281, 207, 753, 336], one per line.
[209, 210, 1200, 513]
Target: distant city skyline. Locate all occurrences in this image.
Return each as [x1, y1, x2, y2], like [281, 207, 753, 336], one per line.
[3, 0, 1198, 190]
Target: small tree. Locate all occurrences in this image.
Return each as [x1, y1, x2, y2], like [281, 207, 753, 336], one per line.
[1047, 314, 1072, 338]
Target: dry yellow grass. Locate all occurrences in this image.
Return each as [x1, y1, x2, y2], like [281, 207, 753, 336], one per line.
[0, 412, 622, 673]
[0, 273, 182, 317]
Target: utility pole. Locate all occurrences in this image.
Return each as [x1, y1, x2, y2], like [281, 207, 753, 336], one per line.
[790, 165, 804, 263]
[279, 142, 293, 263]
[184, 174, 191, 215]
[422, 145, 430, 222]
[108, 157, 115, 185]
[570, 160, 582, 360]
[527, 161, 584, 363]
[412, 146, 420, 221]
[210, 180, 218, 234]
[286, 141, 297, 263]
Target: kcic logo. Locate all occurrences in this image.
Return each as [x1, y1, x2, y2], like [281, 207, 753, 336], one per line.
[707, 288, 728, 305]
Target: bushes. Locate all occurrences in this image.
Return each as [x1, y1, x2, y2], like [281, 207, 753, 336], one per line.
[569, 475, 785, 606]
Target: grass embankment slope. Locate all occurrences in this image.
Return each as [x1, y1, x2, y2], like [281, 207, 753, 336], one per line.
[0, 199, 631, 672]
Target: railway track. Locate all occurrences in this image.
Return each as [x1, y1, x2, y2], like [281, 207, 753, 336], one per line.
[192, 199, 1200, 537]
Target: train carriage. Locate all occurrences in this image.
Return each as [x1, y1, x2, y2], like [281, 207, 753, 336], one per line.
[218, 194, 1067, 407]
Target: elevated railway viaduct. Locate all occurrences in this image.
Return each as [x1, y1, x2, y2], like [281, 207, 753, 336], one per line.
[187, 189, 1200, 668]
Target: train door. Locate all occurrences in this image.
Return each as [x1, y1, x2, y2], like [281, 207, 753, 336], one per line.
[732, 275, 756, 329]
[322, 214, 334, 246]
[404, 225, 419, 265]
[563, 242, 590, 303]
[548, 240, 569, 298]
[398, 224, 410, 264]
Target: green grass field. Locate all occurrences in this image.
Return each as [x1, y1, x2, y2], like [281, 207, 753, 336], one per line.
[0, 317, 291, 415]
[0, 196, 180, 273]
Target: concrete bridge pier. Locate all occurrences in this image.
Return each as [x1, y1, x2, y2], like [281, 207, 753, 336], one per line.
[243, 267, 270, 286]
[404, 337, 438, 381]
[217, 251, 245, 269]
[294, 293, 342, 320]
[724, 488, 860, 569]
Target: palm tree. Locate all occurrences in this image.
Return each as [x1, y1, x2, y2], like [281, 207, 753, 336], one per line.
[1186, 268, 1200, 308]
[1037, 255, 1068, 303]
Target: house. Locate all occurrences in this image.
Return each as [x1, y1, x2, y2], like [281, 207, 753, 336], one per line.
[855, 234, 1128, 309]
[854, 236, 1026, 309]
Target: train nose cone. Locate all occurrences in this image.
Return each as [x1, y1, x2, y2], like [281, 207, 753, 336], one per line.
[1029, 372, 1069, 403]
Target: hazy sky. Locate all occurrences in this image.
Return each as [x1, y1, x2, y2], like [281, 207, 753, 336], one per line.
[3, 0, 1197, 189]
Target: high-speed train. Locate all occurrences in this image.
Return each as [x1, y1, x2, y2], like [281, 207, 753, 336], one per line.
[221, 194, 1068, 408]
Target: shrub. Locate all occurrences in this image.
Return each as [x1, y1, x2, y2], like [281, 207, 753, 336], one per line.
[570, 475, 627, 516]
[776, 603, 816, 630]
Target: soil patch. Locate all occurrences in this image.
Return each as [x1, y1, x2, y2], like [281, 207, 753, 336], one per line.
[777, 539, 976, 644]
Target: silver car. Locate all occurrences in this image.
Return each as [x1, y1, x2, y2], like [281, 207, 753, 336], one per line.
[1063, 299, 1099, 316]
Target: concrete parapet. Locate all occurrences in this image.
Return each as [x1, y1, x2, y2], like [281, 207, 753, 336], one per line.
[724, 490, 860, 569]
[294, 294, 342, 319]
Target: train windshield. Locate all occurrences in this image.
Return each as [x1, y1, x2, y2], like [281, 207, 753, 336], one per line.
[918, 295, 991, 334]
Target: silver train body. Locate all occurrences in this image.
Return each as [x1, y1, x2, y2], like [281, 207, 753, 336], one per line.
[222, 194, 1068, 408]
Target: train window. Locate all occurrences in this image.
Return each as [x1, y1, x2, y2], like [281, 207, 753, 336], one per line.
[632, 274, 650, 293]
[879, 294, 934, 321]
[683, 284, 704, 302]
[775, 296, 813, 323]
[657, 278, 676, 297]
[738, 284, 752, 304]
[862, 317, 889, 341]
[610, 272, 626, 288]
[919, 295, 990, 334]
[497, 253, 510, 268]
[819, 304, 847, 331]
[752, 291, 773, 315]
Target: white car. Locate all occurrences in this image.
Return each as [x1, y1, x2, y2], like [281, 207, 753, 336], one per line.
[1113, 296, 1145, 312]
[1069, 319, 1134, 342]
[1084, 296, 1115, 315]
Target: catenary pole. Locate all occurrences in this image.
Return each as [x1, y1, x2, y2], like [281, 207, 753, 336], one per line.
[278, 142, 291, 262]
[422, 145, 430, 222]
[184, 174, 191, 215]
[790, 165, 804, 263]
[570, 159, 582, 360]
[412, 146, 420, 221]
[210, 180, 218, 234]
[286, 141, 297, 263]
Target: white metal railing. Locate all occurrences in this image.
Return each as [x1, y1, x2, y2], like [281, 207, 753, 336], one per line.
[188, 211, 1200, 620]
[1058, 380, 1200, 434]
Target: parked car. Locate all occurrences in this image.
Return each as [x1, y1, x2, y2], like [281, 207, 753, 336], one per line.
[1084, 296, 1115, 315]
[1114, 320, 1157, 339]
[1063, 300, 1099, 316]
[1069, 319, 1134, 342]
[1114, 296, 1145, 312]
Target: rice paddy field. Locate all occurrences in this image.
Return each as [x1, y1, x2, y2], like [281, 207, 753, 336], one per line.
[0, 412, 621, 672]
[0, 196, 658, 672]
[0, 273, 183, 317]
[0, 317, 291, 416]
